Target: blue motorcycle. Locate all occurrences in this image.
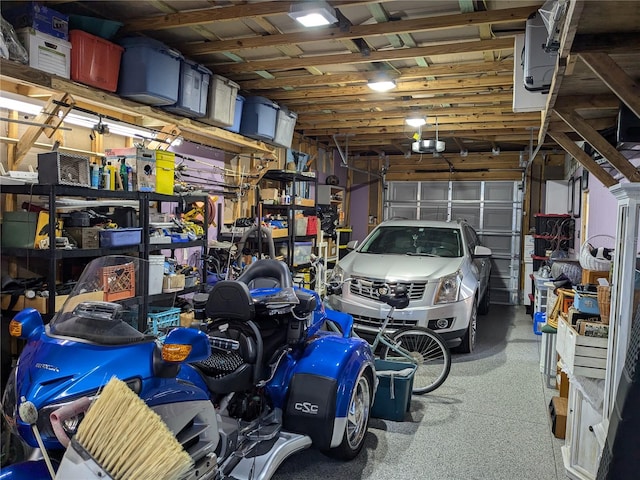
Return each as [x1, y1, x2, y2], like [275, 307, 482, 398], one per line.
[1, 256, 376, 479]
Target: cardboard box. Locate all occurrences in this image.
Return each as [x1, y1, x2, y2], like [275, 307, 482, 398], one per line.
[66, 227, 101, 249]
[567, 306, 600, 327]
[558, 370, 569, 398]
[6, 3, 69, 39]
[1, 294, 68, 313]
[581, 269, 610, 285]
[549, 396, 567, 439]
[578, 321, 609, 337]
[261, 188, 279, 201]
[16, 28, 71, 78]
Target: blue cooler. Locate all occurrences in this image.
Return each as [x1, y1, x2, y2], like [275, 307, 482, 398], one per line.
[227, 95, 245, 133]
[240, 96, 279, 141]
[118, 37, 182, 106]
[164, 59, 212, 118]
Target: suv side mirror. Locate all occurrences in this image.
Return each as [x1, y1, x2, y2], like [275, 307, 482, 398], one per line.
[346, 240, 358, 250]
[473, 245, 492, 257]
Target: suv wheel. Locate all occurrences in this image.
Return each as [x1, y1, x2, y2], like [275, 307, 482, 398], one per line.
[459, 300, 477, 353]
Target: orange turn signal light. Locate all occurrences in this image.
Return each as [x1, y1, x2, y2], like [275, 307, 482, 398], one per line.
[162, 344, 192, 362]
[9, 320, 22, 337]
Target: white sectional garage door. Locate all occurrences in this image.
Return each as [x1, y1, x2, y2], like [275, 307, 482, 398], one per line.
[384, 181, 522, 305]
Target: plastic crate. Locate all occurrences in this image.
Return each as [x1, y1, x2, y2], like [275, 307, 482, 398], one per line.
[371, 359, 416, 421]
[533, 311, 546, 335]
[164, 59, 212, 118]
[240, 96, 279, 141]
[118, 37, 182, 106]
[147, 306, 181, 337]
[201, 74, 239, 127]
[102, 262, 135, 301]
[99, 228, 143, 248]
[70, 30, 123, 92]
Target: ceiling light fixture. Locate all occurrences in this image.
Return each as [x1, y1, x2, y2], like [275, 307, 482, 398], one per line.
[288, 1, 338, 27]
[406, 117, 427, 128]
[367, 76, 396, 92]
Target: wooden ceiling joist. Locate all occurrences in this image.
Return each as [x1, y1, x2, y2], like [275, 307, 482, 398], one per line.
[180, 6, 536, 56]
[548, 131, 617, 188]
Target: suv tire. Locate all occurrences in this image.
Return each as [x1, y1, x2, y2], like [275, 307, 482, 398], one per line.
[478, 287, 490, 315]
[459, 300, 477, 353]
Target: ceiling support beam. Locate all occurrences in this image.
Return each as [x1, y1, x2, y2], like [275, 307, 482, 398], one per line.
[578, 52, 640, 118]
[548, 131, 617, 188]
[553, 108, 640, 182]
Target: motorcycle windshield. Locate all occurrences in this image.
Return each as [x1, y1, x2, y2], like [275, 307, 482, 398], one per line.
[48, 256, 150, 345]
[253, 286, 300, 309]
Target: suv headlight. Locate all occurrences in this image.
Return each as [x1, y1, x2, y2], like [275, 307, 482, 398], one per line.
[435, 271, 462, 304]
[328, 264, 345, 287]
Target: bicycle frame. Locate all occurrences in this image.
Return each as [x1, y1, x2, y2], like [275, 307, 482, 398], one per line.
[368, 305, 418, 365]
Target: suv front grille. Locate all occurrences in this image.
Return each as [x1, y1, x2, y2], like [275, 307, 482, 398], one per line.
[349, 277, 427, 301]
[351, 314, 418, 329]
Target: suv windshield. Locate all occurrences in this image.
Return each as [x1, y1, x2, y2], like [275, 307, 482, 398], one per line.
[359, 226, 463, 257]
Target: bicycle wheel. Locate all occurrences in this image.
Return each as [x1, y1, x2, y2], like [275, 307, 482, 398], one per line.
[380, 327, 451, 394]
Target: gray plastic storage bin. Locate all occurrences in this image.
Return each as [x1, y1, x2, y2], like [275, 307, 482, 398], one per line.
[273, 107, 298, 148]
[118, 37, 183, 106]
[201, 74, 240, 126]
[240, 96, 279, 141]
[164, 59, 212, 118]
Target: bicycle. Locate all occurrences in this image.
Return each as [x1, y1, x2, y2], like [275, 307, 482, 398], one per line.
[326, 282, 451, 395]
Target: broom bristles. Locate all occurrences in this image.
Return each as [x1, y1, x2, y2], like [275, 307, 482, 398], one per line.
[75, 377, 194, 480]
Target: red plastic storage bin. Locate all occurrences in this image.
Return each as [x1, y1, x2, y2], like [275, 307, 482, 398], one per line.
[70, 29, 123, 92]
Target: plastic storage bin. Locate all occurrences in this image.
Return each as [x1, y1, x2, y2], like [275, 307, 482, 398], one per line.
[227, 95, 245, 133]
[70, 30, 123, 92]
[118, 37, 182, 106]
[201, 74, 240, 127]
[273, 107, 298, 148]
[0, 212, 38, 248]
[533, 311, 546, 335]
[99, 228, 143, 247]
[164, 59, 212, 118]
[371, 359, 416, 421]
[148, 255, 165, 295]
[16, 28, 71, 78]
[240, 96, 279, 141]
[293, 242, 312, 266]
[68, 14, 122, 40]
[154, 150, 175, 195]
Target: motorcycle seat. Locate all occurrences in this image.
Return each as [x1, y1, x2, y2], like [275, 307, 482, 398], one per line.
[237, 259, 292, 290]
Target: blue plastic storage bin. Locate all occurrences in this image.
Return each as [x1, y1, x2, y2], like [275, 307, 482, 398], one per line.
[273, 107, 298, 148]
[227, 95, 245, 133]
[164, 59, 212, 118]
[99, 228, 143, 247]
[118, 37, 182, 106]
[240, 96, 279, 141]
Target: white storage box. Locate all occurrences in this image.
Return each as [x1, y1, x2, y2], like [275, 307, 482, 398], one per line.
[201, 74, 240, 127]
[556, 316, 608, 379]
[17, 28, 71, 78]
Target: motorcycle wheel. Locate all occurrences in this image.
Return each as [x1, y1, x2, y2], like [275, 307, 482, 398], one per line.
[322, 370, 372, 460]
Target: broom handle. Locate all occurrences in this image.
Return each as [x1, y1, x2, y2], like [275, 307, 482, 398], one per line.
[31, 424, 56, 479]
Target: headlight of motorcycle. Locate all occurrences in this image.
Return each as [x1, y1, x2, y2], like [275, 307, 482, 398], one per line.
[328, 264, 345, 289]
[435, 271, 462, 304]
[2, 368, 18, 432]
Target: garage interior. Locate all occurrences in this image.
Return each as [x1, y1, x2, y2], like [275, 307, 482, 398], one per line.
[1, 0, 639, 479]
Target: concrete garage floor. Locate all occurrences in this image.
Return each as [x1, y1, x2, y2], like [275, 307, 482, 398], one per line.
[274, 305, 567, 480]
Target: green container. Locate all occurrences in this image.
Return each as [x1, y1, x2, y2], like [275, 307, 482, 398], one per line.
[1, 212, 38, 248]
[371, 359, 416, 422]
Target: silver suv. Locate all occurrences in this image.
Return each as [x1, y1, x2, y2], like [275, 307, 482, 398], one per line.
[327, 219, 491, 353]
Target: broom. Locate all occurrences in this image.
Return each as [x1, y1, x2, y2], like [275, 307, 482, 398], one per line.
[56, 377, 193, 480]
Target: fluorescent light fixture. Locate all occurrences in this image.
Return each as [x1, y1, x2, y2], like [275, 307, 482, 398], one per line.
[406, 117, 427, 128]
[289, 1, 338, 27]
[0, 96, 44, 115]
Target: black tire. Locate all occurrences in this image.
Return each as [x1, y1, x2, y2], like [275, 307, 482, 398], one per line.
[459, 300, 477, 354]
[380, 327, 451, 394]
[323, 370, 372, 460]
[478, 287, 491, 315]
